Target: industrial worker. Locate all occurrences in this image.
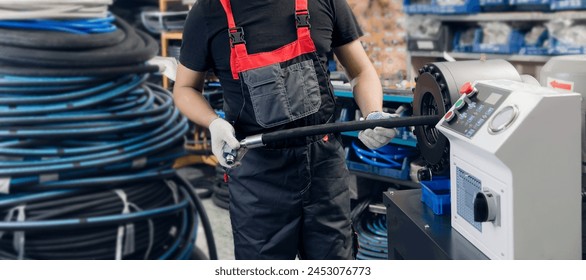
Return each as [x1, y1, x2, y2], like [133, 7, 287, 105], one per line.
[173, 0, 396, 259]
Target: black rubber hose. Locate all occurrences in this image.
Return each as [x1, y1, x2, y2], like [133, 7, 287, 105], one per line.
[0, 28, 126, 50]
[0, 17, 158, 68]
[261, 115, 441, 145]
[0, 63, 160, 77]
[175, 173, 219, 260]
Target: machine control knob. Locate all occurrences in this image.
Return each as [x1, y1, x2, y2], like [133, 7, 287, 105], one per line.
[444, 110, 456, 123]
[459, 82, 478, 98]
[473, 190, 498, 222]
[488, 105, 518, 134]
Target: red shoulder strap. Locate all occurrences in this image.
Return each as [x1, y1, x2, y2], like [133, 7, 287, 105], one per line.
[219, 0, 316, 79]
[219, 0, 236, 29]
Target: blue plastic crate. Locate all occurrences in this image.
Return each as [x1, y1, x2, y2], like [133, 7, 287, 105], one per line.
[519, 28, 549, 55]
[519, 46, 549, 55]
[480, 0, 512, 11]
[452, 29, 476, 52]
[551, 0, 586, 10]
[473, 28, 524, 54]
[420, 180, 451, 215]
[403, 0, 436, 14]
[548, 37, 585, 54]
[346, 156, 411, 180]
[510, 0, 551, 10]
[345, 143, 413, 180]
[434, 0, 481, 14]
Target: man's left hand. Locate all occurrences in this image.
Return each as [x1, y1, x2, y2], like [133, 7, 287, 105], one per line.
[358, 111, 398, 149]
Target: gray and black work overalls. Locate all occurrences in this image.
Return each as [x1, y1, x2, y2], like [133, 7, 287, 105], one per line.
[219, 0, 353, 260]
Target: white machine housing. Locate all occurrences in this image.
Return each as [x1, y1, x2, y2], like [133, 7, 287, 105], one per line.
[436, 80, 582, 259]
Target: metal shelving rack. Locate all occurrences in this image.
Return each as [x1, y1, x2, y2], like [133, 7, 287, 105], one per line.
[406, 10, 586, 81]
[159, 0, 189, 89]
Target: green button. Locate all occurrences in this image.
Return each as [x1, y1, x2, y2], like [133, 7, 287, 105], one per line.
[455, 99, 464, 108]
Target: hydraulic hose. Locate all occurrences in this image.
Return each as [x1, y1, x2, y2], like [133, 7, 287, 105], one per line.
[0, 17, 158, 68]
[0, 28, 124, 50]
[0, 10, 213, 260]
[0, 15, 159, 77]
[0, 177, 199, 260]
[0, 74, 189, 192]
[259, 115, 441, 146]
[175, 172, 219, 260]
[0, 1, 112, 20]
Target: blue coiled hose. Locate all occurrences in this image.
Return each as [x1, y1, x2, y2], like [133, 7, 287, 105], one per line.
[0, 13, 217, 260]
[0, 74, 189, 191]
[0, 176, 208, 260]
[0, 74, 216, 259]
[0, 14, 117, 34]
[356, 213, 388, 260]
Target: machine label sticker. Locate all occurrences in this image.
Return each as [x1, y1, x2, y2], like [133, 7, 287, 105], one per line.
[0, 177, 10, 194]
[547, 77, 574, 92]
[456, 168, 482, 232]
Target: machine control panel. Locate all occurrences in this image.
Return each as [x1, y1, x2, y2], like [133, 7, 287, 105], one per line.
[441, 82, 510, 138]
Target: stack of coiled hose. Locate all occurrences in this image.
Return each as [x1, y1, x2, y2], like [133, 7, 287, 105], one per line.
[0, 0, 111, 20]
[0, 10, 217, 259]
[356, 213, 388, 260]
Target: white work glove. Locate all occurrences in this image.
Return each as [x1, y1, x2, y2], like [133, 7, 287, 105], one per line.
[358, 111, 398, 150]
[209, 118, 241, 168]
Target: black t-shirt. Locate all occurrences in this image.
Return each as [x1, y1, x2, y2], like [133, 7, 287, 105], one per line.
[179, 0, 363, 97]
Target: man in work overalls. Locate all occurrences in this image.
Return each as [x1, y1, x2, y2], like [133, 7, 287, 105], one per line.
[174, 0, 396, 259]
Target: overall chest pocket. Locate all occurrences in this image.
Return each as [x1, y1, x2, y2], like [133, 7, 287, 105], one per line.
[241, 60, 321, 128]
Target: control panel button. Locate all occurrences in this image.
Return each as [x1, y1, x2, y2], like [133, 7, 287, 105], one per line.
[459, 82, 478, 98]
[444, 110, 456, 123]
[454, 98, 466, 110]
[488, 105, 519, 134]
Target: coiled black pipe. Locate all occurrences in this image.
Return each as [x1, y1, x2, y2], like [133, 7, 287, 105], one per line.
[0, 178, 198, 260]
[0, 17, 158, 68]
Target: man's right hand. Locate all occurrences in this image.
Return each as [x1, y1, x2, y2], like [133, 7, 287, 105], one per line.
[209, 118, 241, 168]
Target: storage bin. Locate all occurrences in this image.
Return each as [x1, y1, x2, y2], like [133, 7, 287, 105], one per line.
[551, 0, 586, 10]
[472, 28, 524, 54]
[420, 180, 451, 215]
[510, 0, 551, 11]
[434, 0, 481, 14]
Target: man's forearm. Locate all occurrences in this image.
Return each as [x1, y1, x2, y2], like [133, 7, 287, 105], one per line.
[352, 68, 383, 117]
[173, 86, 219, 128]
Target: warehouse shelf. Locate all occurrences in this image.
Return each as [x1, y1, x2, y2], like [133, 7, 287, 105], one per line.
[429, 10, 586, 22]
[159, 0, 191, 89]
[409, 51, 552, 62]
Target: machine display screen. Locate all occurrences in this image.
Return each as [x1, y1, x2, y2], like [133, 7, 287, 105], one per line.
[485, 93, 502, 105]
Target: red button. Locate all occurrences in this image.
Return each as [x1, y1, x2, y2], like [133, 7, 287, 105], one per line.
[459, 82, 473, 94]
[444, 110, 455, 122]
